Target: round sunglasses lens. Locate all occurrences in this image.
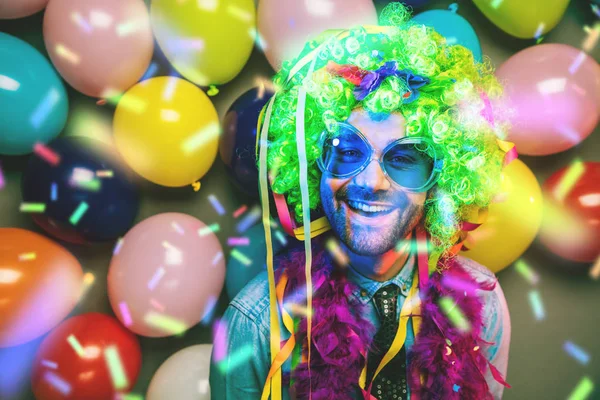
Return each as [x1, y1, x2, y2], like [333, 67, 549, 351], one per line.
[321, 128, 370, 176]
[383, 141, 434, 189]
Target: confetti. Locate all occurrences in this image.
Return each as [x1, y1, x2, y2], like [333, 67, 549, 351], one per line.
[212, 319, 228, 362]
[80, 272, 95, 299]
[119, 302, 133, 327]
[198, 223, 220, 236]
[593, 4, 600, 18]
[514, 259, 540, 285]
[567, 377, 594, 400]
[171, 222, 185, 235]
[55, 44, 80, 65]
[44, 371, 71, 396]
[33, 142, 61, 166]
[231, 249, 252, 266]
[31, 88, 61, 129]
[453, 384, 461, 392]
[236, 205, 261, 233]
[212, 251, 223, 266]
[228, 4, 253, 21]
[325, 238, 349, 266]
[116, 18, 146, 37]
[148, 267, 166, 291]
[275, 231, 288, 246]
[249, 28, 268, 51]
[104, 346, 129, 390]
[528, 290, 545, 321]
[228, 237, 250, 246]
[0, 75, 20, 91]
[96, 170, 114, 178]
[67, 334, 85, 357]
[41, 360, 58, 369]
[569, 51, 587, 75]
[140, 62, 159, 83]
[564, 341, 591, 365]
[72, 178, 101, 192]
[182, 122, 221, 154]
[233, 205, 247, 218]
[582, 23, 600, 52]
[217, 344, 254, 373]
[163, 76, 178, 101]
[534, 23, 545, 40]
[590, 255, 600, 280]
[70, 12, 93, 33]
[115, 394, 144, 400]
[102, 89, 146, 113]
[50, 182, 58, 201]
[201, 295, 218, 324]
[69, 201, 89, 225]
[438, 297, 471, 333]
[20, 203, 46, 213]
[18, 252, 36, 261]
[113, 238, 124, 256]
[150, 298, 166, 312]
[553, 159, 585, 201]
[144, 312, 187, 334]
[0, 163, 4, 189]
[441, 275, 479, 294]
[208, 194, 226, 215]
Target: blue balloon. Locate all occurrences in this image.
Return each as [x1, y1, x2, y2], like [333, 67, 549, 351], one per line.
[220, 87, 274, 198]
[0, 33, 68, 155]
[21, 137, 139, 244]
[225, 222, 291, 300]
[412, 6, 482, 62]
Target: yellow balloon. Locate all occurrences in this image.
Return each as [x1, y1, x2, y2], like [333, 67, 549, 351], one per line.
[113, 77, 219, 187]
[473, 0, 568, 39]
[150, 0, 255, 85]
[459, 159, 543, 273]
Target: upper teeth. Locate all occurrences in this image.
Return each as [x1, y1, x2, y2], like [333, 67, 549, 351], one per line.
[347, 200, 393, 213]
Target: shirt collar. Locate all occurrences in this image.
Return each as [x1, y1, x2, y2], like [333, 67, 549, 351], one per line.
[346, 250, 416, 305]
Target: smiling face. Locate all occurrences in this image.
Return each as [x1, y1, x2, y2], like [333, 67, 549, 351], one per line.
[320, 108, 427, 257]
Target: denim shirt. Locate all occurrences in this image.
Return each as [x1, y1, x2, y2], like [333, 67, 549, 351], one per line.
[210, 253, 508, 400]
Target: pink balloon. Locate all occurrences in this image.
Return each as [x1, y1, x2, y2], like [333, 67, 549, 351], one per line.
[43, 0, 153, 98]
[108, 213, 225, 337]
[0, 0, 48, 19]
[496, 44, 600, 156]
[258, 0, 378, 70]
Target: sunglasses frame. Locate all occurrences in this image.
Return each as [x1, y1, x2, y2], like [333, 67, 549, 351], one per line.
[316, 122, 443, 193]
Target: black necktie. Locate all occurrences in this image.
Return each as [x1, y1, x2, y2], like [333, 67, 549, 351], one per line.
[367, 284, 408, 400]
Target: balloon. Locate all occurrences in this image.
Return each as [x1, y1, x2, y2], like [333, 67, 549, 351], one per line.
[113, 77, 220, 187]
[0, 229, 82, 347]
[30, 313, 141, 400]
[459, 159, 543, 274]
[21, 136, 139, 244]
[108, 213, 225, 337]
[0, 0, 48, 19]
[0, 33, 68, 155]
[496, 44, 600, 156]
[373, 1, 431, 8]
[473, 0, 569, 39]
[220, 87, 274, 198]
[147, 344, 212, 400]
[43, 0, 153, 97]
[151, 0, 255, 85]
[226, 223, 290, 300]
[258, 0, 378, 70]
[412, 5, 482, 62]
[540, 162, 600, 263]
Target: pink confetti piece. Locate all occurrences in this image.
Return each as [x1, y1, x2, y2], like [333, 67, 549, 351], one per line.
[227, 237, 250, 246]
[119, 302, 133, 327]
[212, 251, 223, 266]
[33, 142, 60, 166]
[41, 360, 58, 369]
[233, 205, 247, 218]
[0, 163, 4, 190]
[150, 298, 165, 312]
[212, 319, 228, 362]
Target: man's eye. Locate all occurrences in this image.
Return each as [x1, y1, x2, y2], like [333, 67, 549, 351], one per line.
[342, 150, 359, 157]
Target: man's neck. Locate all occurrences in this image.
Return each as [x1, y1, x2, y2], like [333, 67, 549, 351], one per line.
[342, 232, 413, 282]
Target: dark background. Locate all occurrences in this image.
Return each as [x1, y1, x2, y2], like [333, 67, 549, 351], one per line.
[1, 0, 599, 399]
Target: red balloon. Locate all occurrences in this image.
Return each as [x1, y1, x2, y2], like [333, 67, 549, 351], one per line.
[31, 313, 141, 400]
[540, 162, 600, 262]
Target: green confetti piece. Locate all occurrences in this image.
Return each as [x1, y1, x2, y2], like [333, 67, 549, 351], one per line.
[231, 249, 252, 266]
[514, 259, 539, 285]
[554, 159, 585, 202]
[144, 312, 187, 335]
[198, 223, 220, 236]
[67, 334, 85, 357]
[218, 344, 254, 374]
[104, 346, 128, 390]
[567, 376, 594, 400]
[69, 201, 89, 225]
[438, 297, 471, 333]
[20, 203, 46, 213]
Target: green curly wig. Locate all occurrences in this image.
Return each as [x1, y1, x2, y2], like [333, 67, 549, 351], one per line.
[260, 3, 510, 258]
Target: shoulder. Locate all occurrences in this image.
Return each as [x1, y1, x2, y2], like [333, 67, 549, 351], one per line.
[228, 270, 272, 336]
[452, 254, 498, 288]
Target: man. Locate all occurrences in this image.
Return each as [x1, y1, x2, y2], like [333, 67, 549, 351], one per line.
[211, 3, 511, 399]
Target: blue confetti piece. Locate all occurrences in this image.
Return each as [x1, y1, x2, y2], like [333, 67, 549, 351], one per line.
[564, 341, 591, 365]
[30, 89, 60, 129]
[208, 194, 226, 216]
[50, 182, 58, 202]
[453, 384, 460, 392]
[529, 290, 545, 321]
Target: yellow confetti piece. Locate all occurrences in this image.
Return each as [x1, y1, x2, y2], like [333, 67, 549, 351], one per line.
[553, 159, 585, 202]
[18, 252, 36, 261]
[56, 44, 81, 65]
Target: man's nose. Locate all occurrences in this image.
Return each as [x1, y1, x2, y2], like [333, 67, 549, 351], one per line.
[352, 159, 391, 191]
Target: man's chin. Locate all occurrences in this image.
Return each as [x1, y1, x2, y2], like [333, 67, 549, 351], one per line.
[342, 236, 395, 257]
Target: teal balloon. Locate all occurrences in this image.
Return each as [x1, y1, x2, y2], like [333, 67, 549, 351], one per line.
[0, 33, 68, 155]
[412, 7, 482, 63]
[225, 223, 290, 300]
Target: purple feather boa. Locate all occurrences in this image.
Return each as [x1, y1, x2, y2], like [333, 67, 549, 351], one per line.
[276, 240, 508, 400]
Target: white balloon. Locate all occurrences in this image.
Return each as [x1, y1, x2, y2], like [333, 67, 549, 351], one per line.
[147, 344, 212, 400]
[258, 0, 378, 70]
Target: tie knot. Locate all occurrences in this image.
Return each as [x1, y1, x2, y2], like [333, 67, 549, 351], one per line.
[373, 284, 400, 320]
[375, 284, 401, 300]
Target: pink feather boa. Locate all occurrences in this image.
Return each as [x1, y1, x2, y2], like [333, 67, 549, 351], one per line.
[275, 239, 509, 400]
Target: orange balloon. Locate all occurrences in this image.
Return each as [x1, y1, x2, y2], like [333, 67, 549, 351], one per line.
[0, 228, 83, 347]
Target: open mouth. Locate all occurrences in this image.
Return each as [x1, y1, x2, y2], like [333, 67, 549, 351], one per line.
[345, 200, 396, 218]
